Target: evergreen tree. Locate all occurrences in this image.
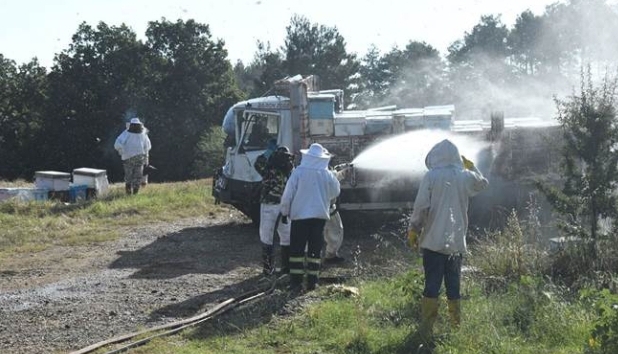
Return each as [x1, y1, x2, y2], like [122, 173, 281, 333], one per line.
[0, 56, 48, 179]
[283, 15, 360, 97]
[538, 67, 618, 267]
[236, 41, 286, 98]
[43, 22, 146, 179]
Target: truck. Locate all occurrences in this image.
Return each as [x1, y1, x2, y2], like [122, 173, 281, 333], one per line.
[213, 75, 560, 226]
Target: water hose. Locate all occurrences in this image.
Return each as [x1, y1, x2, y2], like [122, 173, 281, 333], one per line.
[71, 275, 283, 354]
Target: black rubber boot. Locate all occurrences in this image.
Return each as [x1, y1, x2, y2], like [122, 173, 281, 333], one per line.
[125, 183, 132, 195]
[307, 274, 319, 291]
[288, 274, 303, 294]
[262, 244, 274, 276]
[279, 245, 290, 275]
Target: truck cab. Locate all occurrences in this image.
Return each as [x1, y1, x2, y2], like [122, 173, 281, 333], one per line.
[215, 96, 294, 223]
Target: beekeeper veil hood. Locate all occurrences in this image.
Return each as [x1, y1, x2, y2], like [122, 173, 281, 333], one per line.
[425, 139, 464, 170]
[300, 143, 331, 169]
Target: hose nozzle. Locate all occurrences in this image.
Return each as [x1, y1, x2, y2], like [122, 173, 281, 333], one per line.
[334, 162, 354, 172]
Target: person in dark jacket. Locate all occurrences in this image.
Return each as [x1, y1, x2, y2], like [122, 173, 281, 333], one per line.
[254, 140, 294, 276]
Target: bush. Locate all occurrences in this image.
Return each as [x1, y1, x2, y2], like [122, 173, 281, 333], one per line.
[192, 126, 226, 179]
[550, 239, 618, 291]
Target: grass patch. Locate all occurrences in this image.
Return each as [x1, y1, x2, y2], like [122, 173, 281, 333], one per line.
[125, 271, 594, 354]
[0, 179, 229, 262]
[128, 266, 594, 354]
[441, 278, 592, 353]
[115, 220, 599, 354]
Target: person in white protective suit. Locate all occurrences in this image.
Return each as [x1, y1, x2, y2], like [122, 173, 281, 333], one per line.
[280, 143, 340, 292]
[407, 139, 488, 343]
[114, 117, 151, 195]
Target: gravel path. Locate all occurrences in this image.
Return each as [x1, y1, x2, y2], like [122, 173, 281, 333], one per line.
[0, 210, 411, 353]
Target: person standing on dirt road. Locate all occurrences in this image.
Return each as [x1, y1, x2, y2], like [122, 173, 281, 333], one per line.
[280, 143, 340, 293]
[254, 140, 295, 276]
[114, 117, 152, 195]
[407, 139, 488, 344]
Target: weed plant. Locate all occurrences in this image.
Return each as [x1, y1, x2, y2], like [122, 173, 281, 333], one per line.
[470, 210, 549, 284]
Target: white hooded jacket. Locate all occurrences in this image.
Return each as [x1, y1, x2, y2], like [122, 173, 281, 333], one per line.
[114, 130, 152, 161]
[280, 152, 340, 221]
[409, 139, 489, 255]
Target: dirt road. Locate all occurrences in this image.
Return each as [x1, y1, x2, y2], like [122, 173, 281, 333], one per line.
[0, 210, 410, 353]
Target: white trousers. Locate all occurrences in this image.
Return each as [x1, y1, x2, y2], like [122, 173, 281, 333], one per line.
[324, 211, 344, 258]
[259, 203, 291, 246]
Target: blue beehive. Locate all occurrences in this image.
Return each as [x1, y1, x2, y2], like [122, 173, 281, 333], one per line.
[69, 185, 88, 203]
[308, 94, 335, 119]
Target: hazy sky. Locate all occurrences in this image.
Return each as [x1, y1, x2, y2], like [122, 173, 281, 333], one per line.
[1, 0, 563, 68]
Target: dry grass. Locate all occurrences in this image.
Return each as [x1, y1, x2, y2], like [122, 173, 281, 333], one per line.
[0, 179, 35, 188]
[0, 179, 228, 262]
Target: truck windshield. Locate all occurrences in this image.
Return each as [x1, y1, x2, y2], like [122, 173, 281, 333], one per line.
[239, 112, 279, 151]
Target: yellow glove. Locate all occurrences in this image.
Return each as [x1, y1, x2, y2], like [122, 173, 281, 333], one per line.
[407, 229, 419, 250]
[461, 155, 475, 170]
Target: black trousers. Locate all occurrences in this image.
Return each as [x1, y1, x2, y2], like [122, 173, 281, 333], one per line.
[289, 218, 326, 289]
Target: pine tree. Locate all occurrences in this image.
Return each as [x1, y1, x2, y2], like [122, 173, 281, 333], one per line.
[538, 67, 618, 267]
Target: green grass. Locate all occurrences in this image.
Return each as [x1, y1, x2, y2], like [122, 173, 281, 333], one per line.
[0, 179, 227, 261]
[128, 270, 594, 354]
[440, 282, 591, 353]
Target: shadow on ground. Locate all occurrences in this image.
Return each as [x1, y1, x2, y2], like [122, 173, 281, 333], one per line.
[148, 275, 268, 320]
[109, 221, 260, 279]
[187, 285, 301, 342]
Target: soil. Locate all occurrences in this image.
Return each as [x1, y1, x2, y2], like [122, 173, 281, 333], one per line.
[0, 209, 412, 354]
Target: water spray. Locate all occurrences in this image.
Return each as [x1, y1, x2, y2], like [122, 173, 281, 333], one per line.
[351, 129, 492, 176]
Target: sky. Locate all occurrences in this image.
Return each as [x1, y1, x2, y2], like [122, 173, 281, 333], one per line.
[1, 0, 563, 68]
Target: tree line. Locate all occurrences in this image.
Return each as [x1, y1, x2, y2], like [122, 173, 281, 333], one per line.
[0, 0, 616, 182]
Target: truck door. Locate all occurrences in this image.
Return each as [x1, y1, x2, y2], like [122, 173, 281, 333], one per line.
[222, 110, 281, 184]
[215, 110, 282, 223]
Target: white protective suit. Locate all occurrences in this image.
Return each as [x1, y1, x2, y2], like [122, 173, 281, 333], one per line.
[280, 151, 340, 221]
[114, 130, 151, 161]
[409, 139, 489, 255]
